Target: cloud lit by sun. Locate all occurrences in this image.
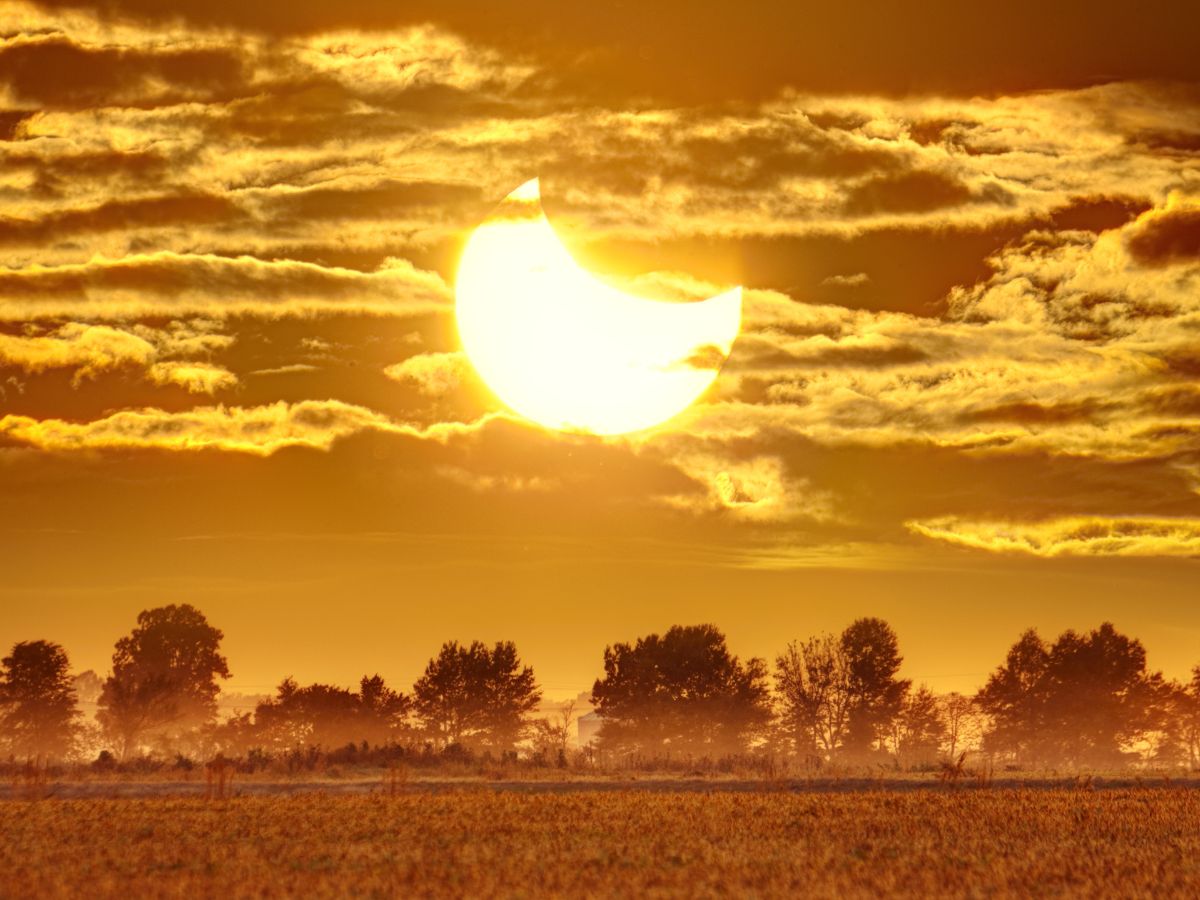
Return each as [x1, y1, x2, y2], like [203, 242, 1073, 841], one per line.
[0, 0, 1199, 696]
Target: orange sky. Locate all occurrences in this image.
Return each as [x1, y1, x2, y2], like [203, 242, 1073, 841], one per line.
[1, 0, 1199, 702]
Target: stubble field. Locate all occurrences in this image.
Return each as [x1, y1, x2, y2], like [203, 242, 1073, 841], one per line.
[2, 787, 1198, 898]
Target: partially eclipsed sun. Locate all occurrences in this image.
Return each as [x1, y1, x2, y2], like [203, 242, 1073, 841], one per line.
[455, 179, 742, 435]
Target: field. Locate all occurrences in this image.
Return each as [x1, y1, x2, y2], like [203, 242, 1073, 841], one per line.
[3, 786, 1200, 898]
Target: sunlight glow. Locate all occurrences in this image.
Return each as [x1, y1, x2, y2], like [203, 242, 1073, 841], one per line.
[455, 180, 741, 435]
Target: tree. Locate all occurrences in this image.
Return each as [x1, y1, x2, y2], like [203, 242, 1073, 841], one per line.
[941, 692, 981, 761]
[413, 641, 541, 754]
[975, 628, 1049, 762]
[1174, 667, 1200, 769]
[775, 634, 852, 758]
[0, 641, 80, 760]
[590, 624, 771, 757]
[255, 679, 359, 751]
[889, 685, 946, 767]
[840, 618, 910, 757]
[97, 604, 230, 758]
[357, 674, 411, 747]
[250, 675, 408, 751]
[977, 623, 1161, 767]
[532, 700, 578, 764]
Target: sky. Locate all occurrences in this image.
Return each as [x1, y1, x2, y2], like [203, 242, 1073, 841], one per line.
[1, 0, 1199, 702]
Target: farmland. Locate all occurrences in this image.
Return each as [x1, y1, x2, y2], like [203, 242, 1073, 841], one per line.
[3, 787, 1199, 898]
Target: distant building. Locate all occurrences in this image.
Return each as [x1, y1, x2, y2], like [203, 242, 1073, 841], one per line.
[577, 711, 604, 747]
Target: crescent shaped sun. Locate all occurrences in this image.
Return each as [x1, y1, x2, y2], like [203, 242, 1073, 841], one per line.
[455, 179, 742, 436]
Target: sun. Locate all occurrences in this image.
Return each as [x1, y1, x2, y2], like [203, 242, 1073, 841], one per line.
[455, 180, 741, 436]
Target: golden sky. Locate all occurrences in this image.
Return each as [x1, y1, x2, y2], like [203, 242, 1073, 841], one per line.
[1, 0, 1199, 701]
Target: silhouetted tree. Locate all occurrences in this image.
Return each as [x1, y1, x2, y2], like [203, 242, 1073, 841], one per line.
[591, 624, 771, 757]
[413, 641, 541, 753]
[251, 676, 409, 751]
[775, 634, 852, 758]
[977, 623, 1161, 767]
[0, 641, 80, 760]
[1162, 667, 1200, 769]
[941, 692, 980, 761]
[97, 604, 230, 758]
[357, 674, 411, 746]
[255, 679, 359, 751]
[975, 628, 1048, 762]
[532, 700, 577, 764]
[889, 684, 946, 767]
[840, 618, 910, 757]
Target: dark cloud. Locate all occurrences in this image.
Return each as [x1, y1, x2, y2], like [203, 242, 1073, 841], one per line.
[842, 170, 1007, 216]
[0, 36, 247, 107]
[1126, 202, 1200, 265]
[262, 180, 481, 224]
[1126, 129, 1200, 154]
[1158, 348, 1200, 379]
[24, 0, 1200, 99]
[214, 80, 530, 147]
[674, 130, 902, 191]
[3, 148, 173, 197]
[729, 339, 928, 372]
[0, 110, 35, 141]
[958, 400, 1112, 426]
[0, 191, 243, 247]
[1047, 196, 1152, 233]
[583, 222, 1030, 316]
[1140, 386, 1200, 417]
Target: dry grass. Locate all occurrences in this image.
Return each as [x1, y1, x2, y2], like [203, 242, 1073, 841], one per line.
[2, 789, 1199, 897]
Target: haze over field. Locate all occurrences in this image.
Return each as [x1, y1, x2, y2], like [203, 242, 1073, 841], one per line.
[1, 0, 1199, 704]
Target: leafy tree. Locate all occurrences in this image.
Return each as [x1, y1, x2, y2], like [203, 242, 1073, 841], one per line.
[775, 634, 852, 758]
[1150, 668, 1200, 768]
[941, 692, 981, 761]
[255, 679, 360, 751]
[840, 618, 910, 756]
[977, 622, 1161, 767]
[889, 684, 946, 767]
[975, 628, 1049, 761]
[0, 641, 80, 760]
[590, 624, 771, 757]
[97, 604, 230, 758]
[413, 641, 541, 753]
[531, 700, 577, 765]
[357, 674, 411, 746]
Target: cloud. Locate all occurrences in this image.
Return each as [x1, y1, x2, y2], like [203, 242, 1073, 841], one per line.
[0, 401, 500, 455]
[1125, 193, 1200, 266]
[907, 516, 1200, 558]
[656, 452, 836, 523]
[0, 191, 243, 247]
[147, 360, 237, 394]
[0, 252, 450, 320]
[821, 272, 870, 288]
[383, 351, 470, 396]
[248, 363, 319, 377]
[17, 0, 1200, 101]
[0, 318, 237, 391]
[0, 323, 156, 384]
[841, 170, 1002, 216]
[0, 33, 248, 107]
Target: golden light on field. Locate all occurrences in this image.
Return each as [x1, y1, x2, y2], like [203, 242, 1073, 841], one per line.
[455, 180, 742, 435]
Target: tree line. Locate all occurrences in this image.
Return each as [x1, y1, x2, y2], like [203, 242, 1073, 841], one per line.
[3, 603, 1200, 770]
